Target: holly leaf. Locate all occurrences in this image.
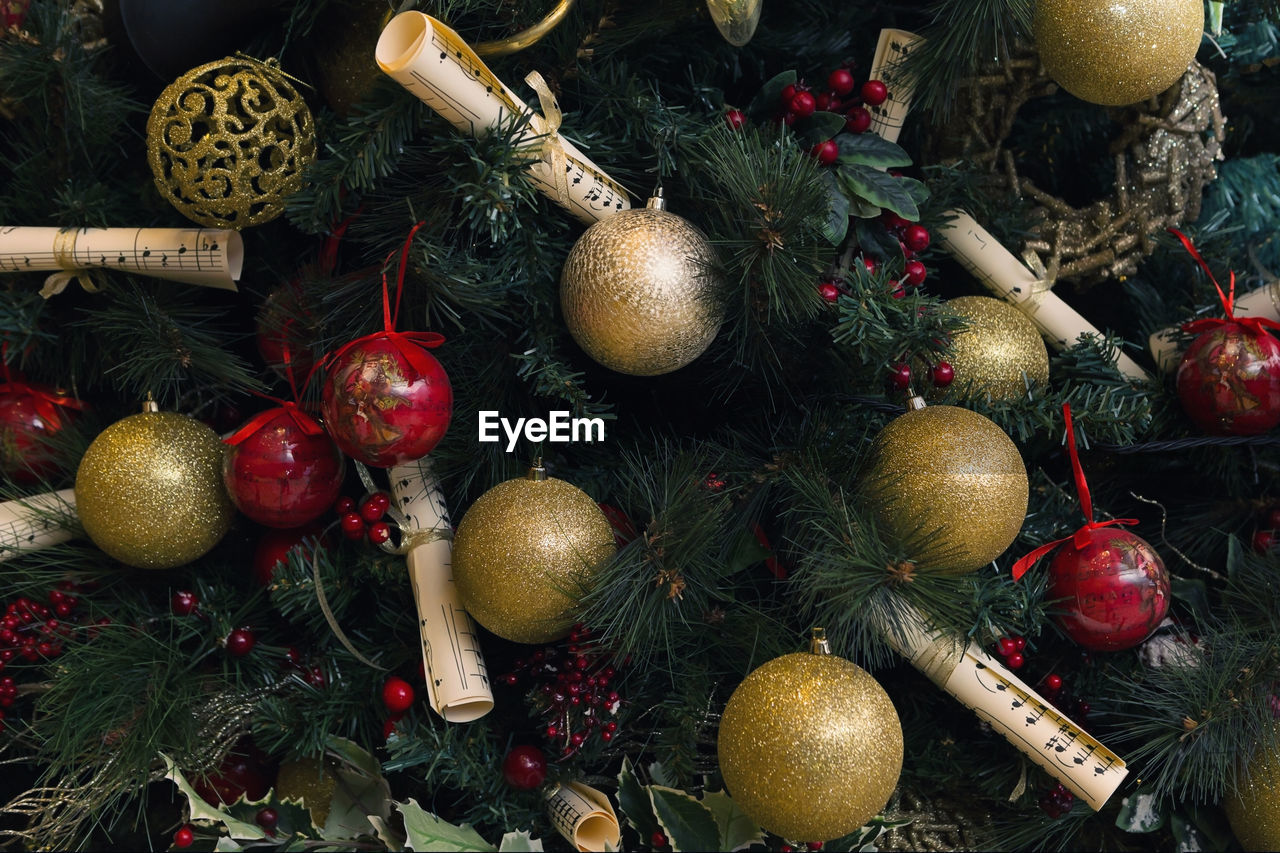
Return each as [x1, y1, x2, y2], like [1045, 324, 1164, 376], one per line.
[163, 756, 267, 842]
[617, 758, 662, 841]
[796, 111, 847, 145]
[838, 164, 919, 221]
[647, 786, 720, 853]
[854, 217, 904, 261]
[700, 790, 763, 851]
[835, 133, 913, 168]
[1115, 791, 1167, 833]
[397, 798, 497, 852]
[817, 170, 850, 246]
[323, 736, 393, 840]
[497, 831, 544, 851]
[647, 761, 677, 788]
[747, 70, 796, 123]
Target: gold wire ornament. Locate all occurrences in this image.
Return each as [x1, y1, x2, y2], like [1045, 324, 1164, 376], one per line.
[146, 56, 317, 229]
[474, 0, 577, 57]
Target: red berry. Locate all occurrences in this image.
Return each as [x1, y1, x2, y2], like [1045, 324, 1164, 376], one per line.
[811, 139, 838, 166]
[339, 512, 366, 540]
[814, 92, 832, 111]
[903, 224, 931, 253]
[1253, 529, 1276, 554]
[334, 496, 356, 515]
[382, 676, 416, 713]
[367, 521, 392, 545]
[845, 106, 871, 133]
[780, 84, 797, 104]
[256, 808, 279, 830]
[546, 724, 559, 738]
[570, 731, 586, 746]
[383, 715, 401, 740]
[1006, 652, 1025, 669]
[782, 846, 794, 853]
[889, 280, 905, 299]
[930, 361, 955, 388]
[1013, 635, 1027, 651]
[904, 260, 927, 287]
[307, 665, 327, 687]
[502, 745, 548, 789]
[724, 109, 746, 130]
[997, 636, 1016, 657]
[1045, 673, 1064, 692]
[53, 601, 71, 618]
[828, 68, 855, 96]
[888, 362, 912, 391]
[808, 843, 825, 851]
[171, 590, 198, 616]
[359, 495, 388, 523]
[174, 825, 195, 848]
[790, 90, 816, 118]
[861, 79, 889, 106]
[652, 831, 669, 848]
[601, 730, 614, 742]
[862, 256, 879, 274]
[781, 111, 797, 127]
[226, 628, 256, 658]
[818, 281, 841, 303]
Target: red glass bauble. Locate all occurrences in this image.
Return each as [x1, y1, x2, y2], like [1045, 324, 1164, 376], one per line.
[320, 336, 452, 467]
[1175, 323, 1280, 435]
[0, 385, 73, 484]
[1047, 527, 1171, 651]
[255, 284, 319, 383]
[252, 521, 327, 586]
[502, 745, 548, 790]
[223, 409, 345, 529]
[192, 740, 275, 805]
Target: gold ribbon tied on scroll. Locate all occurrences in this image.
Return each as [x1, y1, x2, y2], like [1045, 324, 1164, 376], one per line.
[545, 781, 621, 852]
[47, 228, 100, 297]
[524, 70, 571, 208]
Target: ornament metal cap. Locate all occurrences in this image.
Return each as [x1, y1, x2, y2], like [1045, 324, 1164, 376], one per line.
[646, 189, 668, 211]
[906, 394, 927, 411]
[141, 393, 159, 414]
[528, 458, 548, 481]
[809, 627, 831, 655]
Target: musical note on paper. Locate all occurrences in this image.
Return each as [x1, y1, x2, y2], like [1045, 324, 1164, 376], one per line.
[388, 458, 493, 723]
[376, 12, 631, 225]
[0, 489, 76, 563]
[866, 29, 924, 144]
[0, 226, 243, 296]
[545, 781, 621, 852]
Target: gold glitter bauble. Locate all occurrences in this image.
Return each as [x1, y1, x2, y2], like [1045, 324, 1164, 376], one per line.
[310, 0, 392, 115]
[717, 647, 903, 841]
[1225, 731, 1280, 852]
[863, 404, 1028, 573]
[560, 196, 725, 376]
[943, 296, 1049, 402]
[75, 408, 234, 569]
[453, 466, 616, 644]
[276, 757, 337, 828]
[1033, 0, 1203, 106]
[146, 57, 317, 228]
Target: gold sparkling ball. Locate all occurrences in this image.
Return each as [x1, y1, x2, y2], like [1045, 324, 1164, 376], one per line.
[717, 649, 903, 841]
[1033, 0, 1203, 106]
[276, 757, 337, 829]
[146, 56, 317, 228]
[863, 404, 1028, 573]
[942, 296, 1049, 402]
[560, 197, 725, 376]
[309, 0, 393, 115]
[75, 409, 234, 569]
[452, 467, 616, 644]
[1225, 730, 1280, 852]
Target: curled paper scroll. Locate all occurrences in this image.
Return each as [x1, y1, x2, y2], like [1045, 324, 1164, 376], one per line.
[0, 489, 75, 563]
[387, 458, 493, 723]
[866, 28, 924, 145]
[376, 12, 631, 225]
[545, 780, 621, 852]
[883, 605, 1128, 811]
[0, 226, 243, 297]
[1148, 280, 1280, 372]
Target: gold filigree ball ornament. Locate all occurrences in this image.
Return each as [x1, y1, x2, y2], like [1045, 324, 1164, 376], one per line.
[863, 399, 1028, 573]
[146, 56, 317, 228]
[717, 630, 903, 841]
[940, 295, 1049, 402]
[1034, 0, 1203, 106]
[560, 192, 726, 376]
[1224, 727, 1280, 852]
[452, 462, 616, 644]
[75, 398, 235, 569]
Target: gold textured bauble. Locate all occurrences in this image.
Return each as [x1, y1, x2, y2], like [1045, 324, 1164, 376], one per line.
[1225, 731, 1280, 852]
[1033, 0, 1203, 106]
[310, 0, 393, 114]
[561, 195, 725, 376]
[863, 403, 1028, 573]
[276, 757, 337, 828]
[942, 296, 1049, 402]
[146, 56, 317, 228]
[75, 406, 234, 569]
[718, 643, 903, 841]
[452, 466, 616, 644]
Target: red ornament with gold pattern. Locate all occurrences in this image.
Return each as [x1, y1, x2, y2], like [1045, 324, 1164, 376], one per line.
[319, 223, 452, 468]
[1170, 229, 1280, 435]
[0, 367, 85, 484]
[1013, 404, 1170, 652]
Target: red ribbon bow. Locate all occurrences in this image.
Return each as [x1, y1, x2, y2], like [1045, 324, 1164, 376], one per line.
[0, 354, 86, 429]
[224, 398, 325, 446]
[1010, 404, 1138, 581]
[1170, 229, 1280, 339]
[323, 221, 445, 380]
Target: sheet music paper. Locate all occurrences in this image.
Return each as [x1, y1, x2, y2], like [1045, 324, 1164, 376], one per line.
[1148, 279, 1280, 372]
[376, 12, 631, 225]
[883, 606, 1128, 811]
[0, 489, 75, 563]
[866, 29, 924, 144]
[0, 226, 243, 296]
[388, 458, 493, 723]
[936, 212, 1151, 381]
[545, 780, 621, 852]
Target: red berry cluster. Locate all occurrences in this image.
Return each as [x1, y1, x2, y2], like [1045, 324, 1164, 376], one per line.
[1038, 782, 1075, 818]
[995, 634, 1028, 669]
[499, 624, 624, 758]
[888, 359, 953, 393]
[769, 67, 888, 133]
[283, 644, 327, 687]
[0, 583, 87, 667]
[1251, 507, 1280, 553]
[336, 493, 393, 546]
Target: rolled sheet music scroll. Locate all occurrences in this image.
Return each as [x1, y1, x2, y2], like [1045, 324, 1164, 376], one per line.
[937, 212, 1151, 381]
[0, 226, 243, 297]
[388, 458, 493, 722]
[0, 489, 76, 563]
[545, 780, 621, 852]
[1148, 279, 1280, 371]
[866, 28, 924, 144]
[376, 12, 631, 225]
[883, 606, 1128, 811]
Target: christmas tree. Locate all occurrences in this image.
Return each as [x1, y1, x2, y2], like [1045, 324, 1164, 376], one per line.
[2, 0, 1279, 850]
